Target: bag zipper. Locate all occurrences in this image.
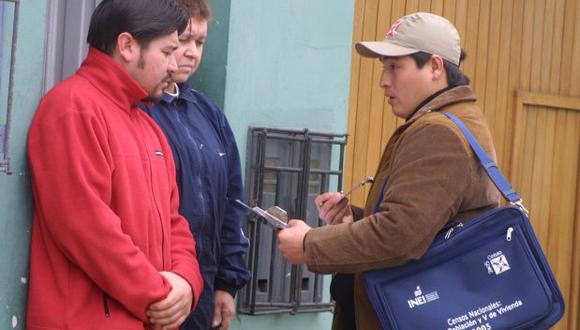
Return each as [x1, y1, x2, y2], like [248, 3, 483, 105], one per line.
[506, 227, 514, 241]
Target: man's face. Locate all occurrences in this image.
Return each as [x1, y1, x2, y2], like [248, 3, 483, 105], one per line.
[131, 32, 179, 100]
[379, 56, 435, 119]
[171, 18, 208, 83]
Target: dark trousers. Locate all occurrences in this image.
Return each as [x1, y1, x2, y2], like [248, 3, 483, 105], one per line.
[330, 273, 356, 330]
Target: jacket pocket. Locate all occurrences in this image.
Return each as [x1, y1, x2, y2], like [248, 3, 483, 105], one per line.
[103, 293, 111, 318]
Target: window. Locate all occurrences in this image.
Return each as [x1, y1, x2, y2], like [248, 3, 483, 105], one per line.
[238, 127, 348, 314]
[0, 0, 18, 174]
[44, 0, 103, 93]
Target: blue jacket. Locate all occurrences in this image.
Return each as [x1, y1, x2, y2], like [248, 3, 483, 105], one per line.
[142, 83, 251, 329]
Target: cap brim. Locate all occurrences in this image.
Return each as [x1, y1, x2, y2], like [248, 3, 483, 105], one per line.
[355, 41, 420, 58]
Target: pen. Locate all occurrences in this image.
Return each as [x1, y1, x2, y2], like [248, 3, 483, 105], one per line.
[318, 176, 374, 207]
[341, 176, 374, 199]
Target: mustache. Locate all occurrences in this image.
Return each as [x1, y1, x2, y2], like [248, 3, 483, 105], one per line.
[141, 75, 174, 102]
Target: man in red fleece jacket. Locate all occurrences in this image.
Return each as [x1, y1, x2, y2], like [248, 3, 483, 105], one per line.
[26, 1, 203, 329]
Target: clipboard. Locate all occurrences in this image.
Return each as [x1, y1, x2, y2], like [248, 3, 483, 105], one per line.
[234, 199, 288, 229]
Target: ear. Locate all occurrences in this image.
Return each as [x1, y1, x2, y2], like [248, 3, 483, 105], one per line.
[115, 32, 138, 63]
[430, 55, 445, 81]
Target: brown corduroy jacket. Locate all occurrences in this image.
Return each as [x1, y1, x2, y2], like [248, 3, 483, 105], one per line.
[304, 85, 501, 329]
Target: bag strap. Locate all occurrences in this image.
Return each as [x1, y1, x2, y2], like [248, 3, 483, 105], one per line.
[372, 179, 388, 214]
[441, 112, 528, 214]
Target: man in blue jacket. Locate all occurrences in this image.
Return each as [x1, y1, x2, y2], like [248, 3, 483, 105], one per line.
[141, 0, 250, 329]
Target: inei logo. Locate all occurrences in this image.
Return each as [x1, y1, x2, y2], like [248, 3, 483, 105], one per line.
[385, 19, 403, 37]
[407, 286, 440, 309]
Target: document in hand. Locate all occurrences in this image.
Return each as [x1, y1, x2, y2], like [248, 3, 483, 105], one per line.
[234, 199, 288, 229]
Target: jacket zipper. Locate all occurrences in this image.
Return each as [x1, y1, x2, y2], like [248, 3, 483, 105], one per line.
[175, 111, 206, 252]
[103, 293, 111, 318]
[135, 113, 166, 267]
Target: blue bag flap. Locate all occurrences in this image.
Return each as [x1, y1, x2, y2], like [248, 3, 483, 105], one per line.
[363, 113, 564, 330]
[364, 207, 563, 330]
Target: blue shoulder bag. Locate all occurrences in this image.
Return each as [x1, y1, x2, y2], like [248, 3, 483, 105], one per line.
[363, 112, 565, 330]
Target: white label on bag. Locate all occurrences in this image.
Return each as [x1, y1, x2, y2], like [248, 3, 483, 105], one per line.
[484, 251, 511, 275]
[447, 299, 524, 330]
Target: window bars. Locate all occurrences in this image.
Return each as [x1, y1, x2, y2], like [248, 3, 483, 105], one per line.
[238, 127, 347, 315]
[0, 0, 19, 174]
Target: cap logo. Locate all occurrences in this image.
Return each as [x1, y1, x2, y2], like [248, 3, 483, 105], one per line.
[385, 19, 403, 37]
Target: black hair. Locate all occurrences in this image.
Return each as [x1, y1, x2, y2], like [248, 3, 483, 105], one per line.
[87, 0, 190, 55]
[409, 50, 470, 87]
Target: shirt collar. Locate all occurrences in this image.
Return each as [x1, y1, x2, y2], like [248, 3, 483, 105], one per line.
[406, 86, 454, 122]
[406, 85, 477, 123]
[161, 82, 198, 104]
[161, 83, 180, 103]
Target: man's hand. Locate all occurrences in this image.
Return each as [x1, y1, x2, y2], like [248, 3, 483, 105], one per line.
[277, 220, 311, 264]
[315, 192, 353, 225]
[211, 290, 235, 330]
[147, 271, 193, 330]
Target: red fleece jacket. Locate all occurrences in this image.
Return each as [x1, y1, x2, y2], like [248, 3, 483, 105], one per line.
[26, 48, 203, 329]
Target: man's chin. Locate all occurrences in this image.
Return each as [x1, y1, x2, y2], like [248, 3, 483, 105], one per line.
[143, 91, 162, 102]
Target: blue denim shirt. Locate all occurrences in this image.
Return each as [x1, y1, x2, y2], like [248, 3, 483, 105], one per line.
[142, 83, 251, 329]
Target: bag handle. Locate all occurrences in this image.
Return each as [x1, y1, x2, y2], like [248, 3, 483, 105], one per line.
[442, 112, 528, 214]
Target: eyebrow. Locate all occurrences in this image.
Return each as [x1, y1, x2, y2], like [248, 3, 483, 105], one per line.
[163, 44, 179, 52]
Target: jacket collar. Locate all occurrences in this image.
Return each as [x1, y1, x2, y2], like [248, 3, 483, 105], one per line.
[406, 85, 477, 124]
[77, 48, 148, 112]
[160, 82, 198, 105]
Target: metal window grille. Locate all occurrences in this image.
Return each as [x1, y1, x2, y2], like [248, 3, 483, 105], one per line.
[0, 0, 19, 174]
[238, 127, 347, 315]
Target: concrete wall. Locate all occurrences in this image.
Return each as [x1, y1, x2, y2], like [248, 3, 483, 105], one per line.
[0, 1, 48, 329]
[223, 1, 355, 162]
[193, 1, 356, 329]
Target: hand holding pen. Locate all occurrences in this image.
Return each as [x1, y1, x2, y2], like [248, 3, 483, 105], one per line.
[315, 176, 374, 225]
[277, 176, 374, 264]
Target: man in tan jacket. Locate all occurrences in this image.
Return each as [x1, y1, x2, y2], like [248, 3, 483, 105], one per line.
[278, 12, 500, 330]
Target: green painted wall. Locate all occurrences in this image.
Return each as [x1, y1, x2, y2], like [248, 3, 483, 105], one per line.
[189, 0, 230, 109]
[192, 1, 356, 329]
[0, 1, 47, 329]
[223, 0, 355, 160]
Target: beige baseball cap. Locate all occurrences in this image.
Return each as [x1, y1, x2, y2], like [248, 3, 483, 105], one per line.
[355, 12, 461, 66]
